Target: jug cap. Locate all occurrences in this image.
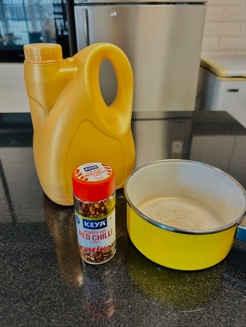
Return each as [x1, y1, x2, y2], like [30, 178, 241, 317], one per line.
[24, 43, 63, 63]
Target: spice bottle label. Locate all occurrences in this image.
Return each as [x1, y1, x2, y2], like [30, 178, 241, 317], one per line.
[75, 209, 116, 264]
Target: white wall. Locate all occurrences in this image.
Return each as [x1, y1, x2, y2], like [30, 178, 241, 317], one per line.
[0, 63, 29, 113]
[202, 0, 246, 57]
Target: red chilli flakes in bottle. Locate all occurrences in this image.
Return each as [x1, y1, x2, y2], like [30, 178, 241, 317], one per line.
[72, 162, 116, 265]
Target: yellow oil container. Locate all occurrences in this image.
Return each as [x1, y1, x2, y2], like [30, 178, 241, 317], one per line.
[24, 43, 135, 206]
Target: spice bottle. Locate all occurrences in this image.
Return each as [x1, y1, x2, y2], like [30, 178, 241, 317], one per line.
[72, 162, 116, 264]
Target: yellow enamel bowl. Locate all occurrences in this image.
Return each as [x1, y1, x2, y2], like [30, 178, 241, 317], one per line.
[124, 160, 246, 270]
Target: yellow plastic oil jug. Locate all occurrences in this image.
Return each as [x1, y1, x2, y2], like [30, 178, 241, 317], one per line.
[23, 43, 135, 206]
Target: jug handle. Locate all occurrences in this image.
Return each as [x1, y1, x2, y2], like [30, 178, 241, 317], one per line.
[83, 43, 134, 134]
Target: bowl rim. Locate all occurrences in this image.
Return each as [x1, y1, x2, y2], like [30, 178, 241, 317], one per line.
[124, 159, 246, 235]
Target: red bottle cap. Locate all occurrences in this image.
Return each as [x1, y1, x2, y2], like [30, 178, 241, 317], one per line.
[72, 162, 115, 202]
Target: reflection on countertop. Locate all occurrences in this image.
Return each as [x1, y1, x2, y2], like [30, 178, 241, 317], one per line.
[0, 111, 246, 327]
[132, 111, 246, 188]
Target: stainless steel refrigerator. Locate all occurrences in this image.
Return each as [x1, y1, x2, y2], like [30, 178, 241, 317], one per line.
[74, 0, 207, 112]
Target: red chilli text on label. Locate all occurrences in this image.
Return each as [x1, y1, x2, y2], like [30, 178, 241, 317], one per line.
[79, 229, 112, 241]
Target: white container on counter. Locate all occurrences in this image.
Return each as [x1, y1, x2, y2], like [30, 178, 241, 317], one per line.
[196, 56, 246, 128]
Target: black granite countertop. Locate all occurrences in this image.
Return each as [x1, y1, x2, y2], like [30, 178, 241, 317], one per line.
[0, 111, 246, 327]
